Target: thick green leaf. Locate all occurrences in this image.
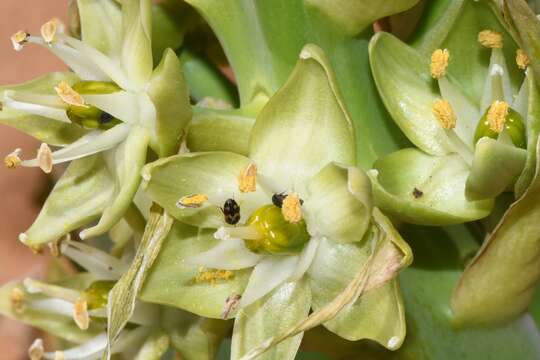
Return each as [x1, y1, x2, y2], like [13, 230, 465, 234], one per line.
[140, 222, 251, 318]
[21, 155, 114, 246]
[249, 44, 355, 193]
[466, 137, 527, 200]
[147, 48, 192, 157]
[0, 72, 86, 146]
[231, 278, 311, 360]
[77, 0, 122, 57]
[305, 162, 372, 244]
[369, 32, 453, 156]
[371, 148, 493, 225]
[452, 138, 540, 326]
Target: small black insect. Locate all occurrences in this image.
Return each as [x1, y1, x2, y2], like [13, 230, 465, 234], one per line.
[222, 198, 241, 225]
[99, 111, 114, 124]
[412, 187, 424, 198]
[272, 193, 304, 208]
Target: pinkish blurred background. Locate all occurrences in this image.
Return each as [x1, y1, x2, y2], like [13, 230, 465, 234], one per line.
[0, 1, 69, 358]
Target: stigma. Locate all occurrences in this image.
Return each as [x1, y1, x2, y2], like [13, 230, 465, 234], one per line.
[516, 49, 529, 70]
[487, 100, 509, 133]
[176, 193, 209, 208]
[430, 49, 450, 79]
[478, 30, 503, 49]
[238, 163, 257, 193]
[55, 81, 87, 107]
[432, 99, 456, 129]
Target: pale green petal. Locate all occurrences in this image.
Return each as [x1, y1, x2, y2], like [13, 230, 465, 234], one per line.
[231, 278, 311, 360]
[140, 222, 251, 318]
[80, 126, 150, 239]
[147, 48, 192, 157]
[21, 155, 115, 247]
[142, 152, 268, 228]
[77, 0, 122, 57]
[0, 72, 85, 146]
[134, 330, 169, 360]
[466, 137, 526, 200]
[453, 138, 540, 326]
[121, 0, 153, 89]
[369, 32, 454, 156]
[250, 44, 355, 193]
[305, 162, 372, 244]
[305, 0, 419, 36]
[371, 148, 494, 225]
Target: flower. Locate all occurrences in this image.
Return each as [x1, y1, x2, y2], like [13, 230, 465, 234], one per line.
[1, 0, 191, 246]
[139, 45, 412, 355]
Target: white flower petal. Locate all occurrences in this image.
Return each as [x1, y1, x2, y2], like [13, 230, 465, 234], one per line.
[28, 298, 74, 317]
[3, 93, 70, 123]
[43, 333, 107, 360]
[188, 238, 264, 270]
[289, 237, 320, 281]
[84, 92, 139, 124]
[62, 240, 129, 280]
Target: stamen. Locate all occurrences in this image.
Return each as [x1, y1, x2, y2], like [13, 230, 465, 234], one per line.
[221, 294, 241, 319]
[28, 338, 44, 360]
[10, 287, 25, 314]
[478, 30, 503, 49]
[430, 49, 450, 79]
[4, 148, 22, 169]
[238, 163, 257, 193]
[432, 99, 456, 129]
[37, 143, 53, 173]
[11, 30, 29, 51]
[23, 278, 80, 302]
[214, 225, 262, 241]
[176, 193, 208, 209]
[194, 268, 235, 285]
[516, 49, 529, 70]
[40, 18, 64, 44]
[73, 297, 90, 330]
[54, 81, 87, 107]
[282, 193, 303, 223]
[487, 100, 509, 133]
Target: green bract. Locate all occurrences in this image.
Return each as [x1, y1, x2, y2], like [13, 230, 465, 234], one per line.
[1, 0, 191, 246]
[140, 45, 412, 359]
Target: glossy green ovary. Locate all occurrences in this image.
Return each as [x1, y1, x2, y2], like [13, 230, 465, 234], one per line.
[67, 81, 123, 130]
[83, 280, 116, 310]
[245, 205, 310, 255]
[474, 107, 526, 149]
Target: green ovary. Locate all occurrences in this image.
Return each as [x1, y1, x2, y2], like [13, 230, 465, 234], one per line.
[474, 107, 526, 149]
[67, 81, 122, 130]
[82, 280, 115, 310]
[244, 205, 310, 255]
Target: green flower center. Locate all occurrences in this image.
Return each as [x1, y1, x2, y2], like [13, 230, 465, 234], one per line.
[243, 204, 310, 255]
[67, 81, 122, 130]
[474, 105, 526, 149]
[82, 280, 115, 310]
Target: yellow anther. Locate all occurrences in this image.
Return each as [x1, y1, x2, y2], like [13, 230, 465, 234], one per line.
[238, 163, 257, 193]
[4, 148, 22, 169]
[40, 18, 64, 44]
[516, 49, 530, 70]
[10, 287, 25, 314]
[73, 297, 89, 330]
[194, 268, 234, 285]
[478, 30, 503, 49]
[28, 338, 44, 360]
[10, 30, 29, 51]
[430, 49, 450, 79]
[432, 99, 456, 129]
[176, 193, 209, 209]
[55, 81, 87, 107]
[282, 193, 303, 224]
[37, 143, 53, 174]
[487, 100, 509, 133]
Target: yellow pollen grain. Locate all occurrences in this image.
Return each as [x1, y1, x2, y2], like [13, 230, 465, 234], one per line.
[40, 18, 63, 43]
[10, 287, 25, 314]
[487, 100, 509, 133]
[516, 49, 529, 70]
[73, 297, 89, 330]
[194, 268, 234, 286]
[177, 193, 208, 209]
[37, 143, 53, 174]
[28, 339, 44, 360]
[432, 99, 456, 130]
[54, 81, 87, 107]
[478, 30, 503, 49]
[430, 49, 450, 79]
[238, 163, 257, 193]
[282, 193, 303, 223]
[4, 148, 22, 169]
[11, 30, 28, 51]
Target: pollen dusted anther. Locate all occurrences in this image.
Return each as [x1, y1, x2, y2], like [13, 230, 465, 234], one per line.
[73, 297, 90, 330]
[4, 148, 22, 169]
[37, 143, 53, 174]
[40, 18, 63, 44]
[176, 193, 209, 209]
[55, 81, 88, 107]
[487, 100, 509, 133]
[432, 99, 456, 129]
[430, 49, 450, 79]
[10, 287, 25, 314]
[10, 30, 29, 51]
[282, 193, 303, 223]
[238, 163, 257, 193]
[28, 338, 44, 360]
[516, 49, 529, 70]
[478, 30, 503, 49]
[194, 268, 235, 285]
